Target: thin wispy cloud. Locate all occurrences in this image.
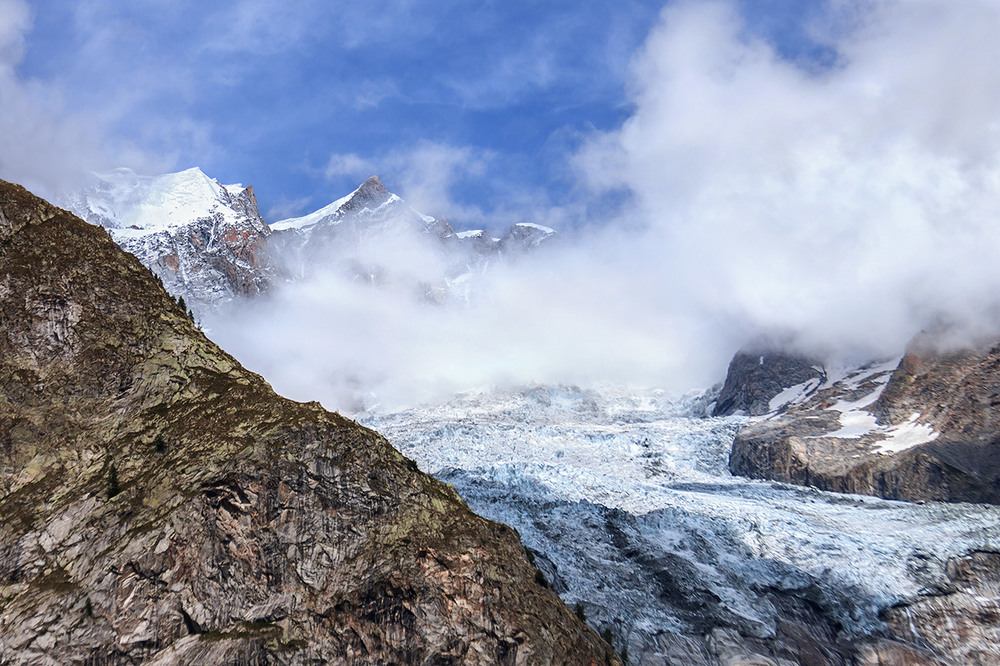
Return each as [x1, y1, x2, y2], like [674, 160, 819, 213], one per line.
[320, 141, 494, 227]
[0, 0, 137, 197]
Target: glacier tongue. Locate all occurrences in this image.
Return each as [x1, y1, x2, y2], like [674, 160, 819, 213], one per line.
[363, 384, 1000, 663]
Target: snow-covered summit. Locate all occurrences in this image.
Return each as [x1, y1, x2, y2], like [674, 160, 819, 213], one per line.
[64, 167, 276, 309]
[265, 175, 464, 285]
[269, 175, 441, 238]
[65, 169, 561, 311]
[67, 167, 253, 235]
[270, 176, 395, 232]
[269, 189, 358, 232]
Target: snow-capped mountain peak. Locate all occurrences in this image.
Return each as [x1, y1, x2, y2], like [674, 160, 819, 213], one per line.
[269, 189, 358, 232]
[63, 167, 276, 309]
[66, 169, 561, 312]
[269, 175, 415, 234]
[69, 167, 253, 235]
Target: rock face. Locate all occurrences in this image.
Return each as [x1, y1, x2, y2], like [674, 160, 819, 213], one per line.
[713, 345, 825, 416]
[0, 180, 615, 664]
[63, 168, 278, 311]
[729, 336, 1000, 504]
[880, 550, 1000, 665]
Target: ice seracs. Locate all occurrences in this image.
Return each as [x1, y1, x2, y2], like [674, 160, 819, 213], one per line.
[364, 383, 1000, 665]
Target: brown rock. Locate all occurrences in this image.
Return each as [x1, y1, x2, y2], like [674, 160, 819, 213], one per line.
[0, 179, 616, 665]
[729, 339, 1000, 504]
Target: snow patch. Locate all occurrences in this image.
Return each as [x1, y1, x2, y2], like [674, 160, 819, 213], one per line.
[812, 368, 940, 453]
[513, 222, 555, 234]
[822, 357, 900, 390]
[768, 377, 821, 413]
[814, 383, 888, 439]
[874, 413, 940, 454]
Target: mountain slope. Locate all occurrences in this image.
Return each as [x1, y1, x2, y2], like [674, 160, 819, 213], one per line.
[0, 180, 615, 664]
[727, 336, 1000, 504]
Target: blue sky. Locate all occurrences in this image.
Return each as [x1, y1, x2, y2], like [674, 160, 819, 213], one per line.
[7, 0, 826, 229]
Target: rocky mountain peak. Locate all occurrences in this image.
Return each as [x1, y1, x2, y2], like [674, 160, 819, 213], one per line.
[332, 175, 393, 218]
[713, 339, 824, 417]
[355, 174, 387, 200]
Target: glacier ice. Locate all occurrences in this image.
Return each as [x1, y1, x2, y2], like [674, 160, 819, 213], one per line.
[363, 383, 1000, 660]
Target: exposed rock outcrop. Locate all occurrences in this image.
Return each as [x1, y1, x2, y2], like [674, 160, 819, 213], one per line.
[713, 343, 824, 417]
[728, 336, 1000, 504]
[880, 550, 1000, 665]
[0, 180, 615, 664]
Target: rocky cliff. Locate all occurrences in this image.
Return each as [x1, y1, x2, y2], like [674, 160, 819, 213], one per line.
[728, 335, 1000, 504]
[0, 180, 615, 664]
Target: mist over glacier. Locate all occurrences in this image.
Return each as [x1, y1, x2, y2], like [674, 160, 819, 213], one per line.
[204, 1, 1000, 413]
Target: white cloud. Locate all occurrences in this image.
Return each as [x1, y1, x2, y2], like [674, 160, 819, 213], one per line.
[323, 152, 378, 181]
[223, 0, 1000, 414]
[0, 0, 30, 70]
[389, 142, 491, 219]
[265, 195, 313, 223]
[578, 0, 1000, 361]
[0, 0, 127, 198]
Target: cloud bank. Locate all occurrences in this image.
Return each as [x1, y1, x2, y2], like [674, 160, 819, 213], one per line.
[205, 0, 1000, 414]
[578, 0, 1000, 358]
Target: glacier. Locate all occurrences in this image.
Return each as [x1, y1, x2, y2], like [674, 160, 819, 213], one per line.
[363, 383, 1000, 662]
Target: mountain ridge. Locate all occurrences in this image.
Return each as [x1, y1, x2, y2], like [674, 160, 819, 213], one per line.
[65, 169, 558, 312]
[0, 178, 614, 664]
[719, 335, 1000, 504]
